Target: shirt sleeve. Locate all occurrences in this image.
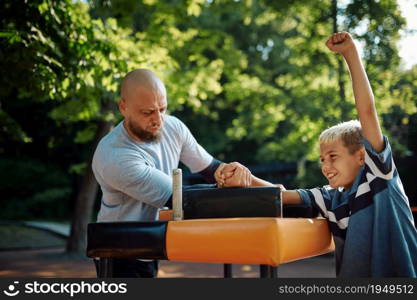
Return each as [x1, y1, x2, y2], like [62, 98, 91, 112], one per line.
[362, 136, 395, 180]
[101, 158, 173, 209]
[296, 187, 334, 219]
[197, 158, 223, 184]
[175, 118, 213, 173]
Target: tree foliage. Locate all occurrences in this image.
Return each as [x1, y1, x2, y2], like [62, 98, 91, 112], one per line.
[1, 0, 416, 228]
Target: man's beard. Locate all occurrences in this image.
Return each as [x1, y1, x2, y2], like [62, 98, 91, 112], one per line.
[125, 119, 161, 143]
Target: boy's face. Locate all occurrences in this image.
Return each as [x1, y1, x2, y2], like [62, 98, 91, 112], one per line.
[320, 139, 364, 190]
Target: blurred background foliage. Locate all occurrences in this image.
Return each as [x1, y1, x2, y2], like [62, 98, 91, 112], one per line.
[1, 0, 416, 240]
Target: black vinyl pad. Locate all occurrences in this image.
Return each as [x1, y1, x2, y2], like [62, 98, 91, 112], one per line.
[183, 186, 281, 219]
[87, 221, 168, 259]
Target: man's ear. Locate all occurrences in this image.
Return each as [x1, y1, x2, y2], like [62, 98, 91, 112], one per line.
[118, 98, 126, 116]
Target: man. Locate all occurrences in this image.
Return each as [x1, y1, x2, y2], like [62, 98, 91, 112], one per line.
[92, 68, 255, 277]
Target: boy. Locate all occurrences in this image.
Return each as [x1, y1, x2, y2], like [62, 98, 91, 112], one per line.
[221, 32, 417, 277]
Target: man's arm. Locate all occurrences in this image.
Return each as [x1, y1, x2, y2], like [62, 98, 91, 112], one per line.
[102, 160, 173, 208]
[325, 32, 384, 152]
[198, 158, 223, 183]
[173, 116, 252, 186]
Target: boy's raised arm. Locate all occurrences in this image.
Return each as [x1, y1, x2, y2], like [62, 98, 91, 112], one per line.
[325, 32, 384, 152]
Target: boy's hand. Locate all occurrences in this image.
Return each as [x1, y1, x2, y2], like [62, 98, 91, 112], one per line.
[325, 32, 355, 55]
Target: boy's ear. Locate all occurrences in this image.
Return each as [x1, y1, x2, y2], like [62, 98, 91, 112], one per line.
[358, 147, 365, 166]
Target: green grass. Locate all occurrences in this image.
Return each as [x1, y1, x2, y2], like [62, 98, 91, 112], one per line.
[0, 224, 66, 249]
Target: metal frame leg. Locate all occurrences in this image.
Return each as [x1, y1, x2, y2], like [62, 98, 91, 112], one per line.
[270, 266, 278, 278]
[98, 258, 114, 278]
[259, 265, 278, 278]
[224, 264, 233, 278]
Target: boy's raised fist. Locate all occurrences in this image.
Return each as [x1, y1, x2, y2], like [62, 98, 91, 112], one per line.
[325, 32, 355, 55]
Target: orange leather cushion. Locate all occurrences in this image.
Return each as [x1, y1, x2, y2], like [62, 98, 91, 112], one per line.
[166, 217, 334, 266]
[275, 218, 334, 264]
[159, 209, 173, 221]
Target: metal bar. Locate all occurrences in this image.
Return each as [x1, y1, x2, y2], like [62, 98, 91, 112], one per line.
[259, 265, 270, 278]
[270, 266, 278, 278]
[98, 258, 114, 278]
[223, 264, 233, 278]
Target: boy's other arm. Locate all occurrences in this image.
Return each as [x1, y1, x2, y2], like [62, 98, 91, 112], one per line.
[281, 190, 303, 205]
[220, 170, 302, 205]
[250, 176, 302, 205]
[326, 32, 384, 152]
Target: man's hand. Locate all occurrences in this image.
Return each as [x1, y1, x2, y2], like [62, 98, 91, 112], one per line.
[214, 163, 227, 187]
[214, 162, 252, 188]
[325, 32, 355, 55]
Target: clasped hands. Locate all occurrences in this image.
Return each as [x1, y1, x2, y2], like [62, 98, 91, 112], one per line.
[214, 162, 252, 188]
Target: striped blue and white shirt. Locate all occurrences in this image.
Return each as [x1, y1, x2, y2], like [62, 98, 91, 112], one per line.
[297, 136, 417, 277]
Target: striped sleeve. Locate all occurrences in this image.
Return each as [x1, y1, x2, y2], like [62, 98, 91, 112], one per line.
[297, 187, 349, 230]
[362, 136, 395, 180]
[296, 187, 333, 218]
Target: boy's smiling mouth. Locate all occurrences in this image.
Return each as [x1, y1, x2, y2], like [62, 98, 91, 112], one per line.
[326, 173, 337, 180]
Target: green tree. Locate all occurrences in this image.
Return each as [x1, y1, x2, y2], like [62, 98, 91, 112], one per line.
[1, 0, 415, 256]
[0, 0, 177, 253]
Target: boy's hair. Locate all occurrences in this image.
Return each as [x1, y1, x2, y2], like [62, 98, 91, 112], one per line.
[319, 120, 363, 154]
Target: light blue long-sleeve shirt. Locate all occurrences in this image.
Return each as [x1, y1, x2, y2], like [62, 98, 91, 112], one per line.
[92, 115, 213, 222]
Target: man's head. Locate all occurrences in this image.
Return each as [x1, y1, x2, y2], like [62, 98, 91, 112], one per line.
[119, 69, 167, 142]
[319, 120, 365, 190]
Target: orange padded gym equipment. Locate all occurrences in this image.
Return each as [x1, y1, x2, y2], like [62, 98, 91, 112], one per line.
[88, 187, 334, 278]
[166, 217, 334, 266]
[88, 213, 334, 278]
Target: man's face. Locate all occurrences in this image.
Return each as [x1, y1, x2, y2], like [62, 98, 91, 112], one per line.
[120, 86, 167, 142]
[320, 139, 364, 190]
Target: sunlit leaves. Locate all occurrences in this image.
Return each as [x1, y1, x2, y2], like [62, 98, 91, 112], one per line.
[74, 124, 97, 144]
[2, 0, 415, 168]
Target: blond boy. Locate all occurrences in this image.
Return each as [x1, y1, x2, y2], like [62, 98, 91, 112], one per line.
[221, 32, 417, 277]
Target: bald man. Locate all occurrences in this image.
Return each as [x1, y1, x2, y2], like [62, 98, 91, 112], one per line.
[91, 69, 256, 277]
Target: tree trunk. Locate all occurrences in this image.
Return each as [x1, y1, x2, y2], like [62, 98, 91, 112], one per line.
[66, 110, 115, 254]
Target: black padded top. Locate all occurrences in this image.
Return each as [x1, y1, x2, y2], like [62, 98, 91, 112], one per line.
[183, 186, 281, 219]
[87, 221, 168, 259]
